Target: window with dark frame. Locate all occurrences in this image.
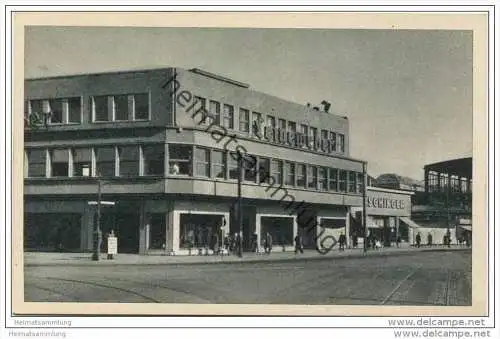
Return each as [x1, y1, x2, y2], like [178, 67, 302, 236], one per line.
[330, 131, 337, 152]
[68, 97, 82, 123]
[209, 100, 221, 125]
[92, 96, 109, 122]
[329, 168, 338, 191]
[143, 144, 165, 176]
[297, 164, 306, 188]
[95, 146, 116, 177]
[212, 150, 226, 179]
[27, 149, 46, 177]
[307, 165, 318, 189]
[48, 99, 64, 124]
[284, 162, 295, 186]
[168, 144, 192, 176]
[118, 145, 140, 177]
[258, 157, 270, 184]
[113, 95, 130, 121]
[278, 119, 286, 131]
[338, 134, 345, 153]
[271, 159, 283, 185]
[318, 167, 328, 191]
[288, 121, 297, 133]
[50, 149, 69, 177]
[134, 93, 149, 120]
[239, 108, 250, 133]
[339, 170, 347, 192]
[228, 152, 240, 180]
[195, 147, 210, 177]
[243, 154, 257, 183]
[348, 171, 357, 193]
[223, 104, 234, 129]
[357, 173, 364, 193]
[71, 148, 92, 177]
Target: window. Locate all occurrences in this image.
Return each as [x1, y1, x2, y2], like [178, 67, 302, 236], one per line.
[194, 96, 207, 125]
[168, 144, 192, 175]
[92, 96, 110, 122]
[329, 168, 338, 191]
[72, 148, 91, 177]
[338, 134, 345, 153]
[297, 164, 306, 187]
[143, 144, 165, 176]
[357, 173, 364, 193]
[27, 149, 46, 177]
[243, 154, 257, 182]
[209, 100, 221, 125]
[95, 147, 116, 177]
[279, 119, 286, 131]
[307, 166, 317, 189]
[321, 130, 328, 141]
[29, 100, 44, 115]
[258, 157, 270, 183]
[267, 115, 276, 128]
[118, 146, 140, 177]
[339, 170, 347, 192]
[68, 97, 82, 123]
[239, 108, 250, 132]
[50, 149, 69, 177]
[309, 127, 317, 148]
[284, 162, 295, 186]
[223, 104, 234, 129]
[113, 95, 130, 121]
[318, 167, 328, 191]
[271, 159, 283, 185]
[134, 93, 149, 120]
[48, 99, 64, 124]
[228, 152, 240, 180]
[252, 112, 263, 136]
[288, 121, 297, 133]
[330, 132, 337, 152]
[195, 147, 210, 177]
[300, 124, 308, 148]
[212, 150, 226, 179]
[348, 171, 357, 193]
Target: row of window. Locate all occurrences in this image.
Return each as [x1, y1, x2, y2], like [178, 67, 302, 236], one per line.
[25, 93, 150, 125]
[194, 95, 346, 153]
[25, 144, 363, 194]
[427, 172, 472, 194]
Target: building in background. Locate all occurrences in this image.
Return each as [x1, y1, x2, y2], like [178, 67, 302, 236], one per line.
[24, 67, 366, 255]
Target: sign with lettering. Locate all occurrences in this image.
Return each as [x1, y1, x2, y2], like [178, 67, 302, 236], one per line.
[252, 119, 337, 155]
[367, 196, 405, 210]
[107, 236, 118, 255]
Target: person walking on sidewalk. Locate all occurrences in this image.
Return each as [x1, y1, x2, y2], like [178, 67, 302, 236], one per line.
[338, 233, 346, 252]
[264, 232, 273, 254]
[416, 232, 421, 248]
[294, 233, 304, 254]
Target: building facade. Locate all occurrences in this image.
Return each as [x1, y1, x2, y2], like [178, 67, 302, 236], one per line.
[24, 67, 366, 255]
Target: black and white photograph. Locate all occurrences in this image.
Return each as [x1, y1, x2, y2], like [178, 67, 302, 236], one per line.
[6, 10, 493, 334]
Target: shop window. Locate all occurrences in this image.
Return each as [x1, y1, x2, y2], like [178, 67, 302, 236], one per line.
[271, 159, 283, 185]
[118, 145, 140, 177]
[72, 148, 92, 177]
[50, 149, 69, 177]
[318, 167, 328, 191]
[284, 162, 295, 186]
[338, 134, 345, 153]
[348, 171, 357, 193]
[149, 214, 166, 250]
[24, 213, 81, 252]
[27, 149, 46, 177]
[243, 154, 257, 182]
[209, 100, 221, 125]
[223, 104, 234, 129]
[320, 218, 346, 230]
[95, 146, 116, 177]
[261, 216, 294, 246]
[307, 165, 317, 189]
[297, 164, 306, 188]
[143, 144, 165, 176]
[330, 131, 337, 152]
[134, 93, 150, 120]
[113, 95, 130, 121]
[212, 150, 226, 179]
[68, 97, 82, 123]
[168, 144, 192, 175]
[179, 213, 224, 249]
[339, 170, 347, 192]
[329, 168, 338, 191]
[239, 108, 250, 133]
[287, 121, 296, 133]
[258, 157, 271, 184]
[228, 152, 240, 180]
[278, 119, 286, 131]
[195, 147, 210, 177]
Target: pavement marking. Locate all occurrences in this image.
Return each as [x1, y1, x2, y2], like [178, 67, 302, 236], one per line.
[380, 264, 423, 305]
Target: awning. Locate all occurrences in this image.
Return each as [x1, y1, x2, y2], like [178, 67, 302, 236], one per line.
[460, 225, 472, 231]
[399, 216, 422, 229]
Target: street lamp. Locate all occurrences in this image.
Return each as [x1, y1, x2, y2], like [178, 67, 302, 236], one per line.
[237, 155, 244, 258]
[362, 161, 368, 253]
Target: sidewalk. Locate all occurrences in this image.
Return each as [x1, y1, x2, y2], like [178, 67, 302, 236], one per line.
[23, 244, 471, 267]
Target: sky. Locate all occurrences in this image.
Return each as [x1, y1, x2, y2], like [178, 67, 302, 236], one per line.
[24, 27, 473, 180]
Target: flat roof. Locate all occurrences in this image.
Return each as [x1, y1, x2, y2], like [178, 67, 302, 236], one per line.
[424, 157, 472, 178]
[367, 186, 415, 196]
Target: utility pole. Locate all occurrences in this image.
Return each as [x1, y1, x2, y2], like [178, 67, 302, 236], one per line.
[363, 161, 368, 253]
[237, 156, 243, 258]
[92, 179, 102, 261]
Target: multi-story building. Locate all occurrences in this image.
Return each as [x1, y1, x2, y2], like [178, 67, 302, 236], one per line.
[24, 67, 366, 255]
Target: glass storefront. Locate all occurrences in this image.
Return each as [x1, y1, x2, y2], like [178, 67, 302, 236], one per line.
[260, 216, 294, 246]
[179, 213, 225, 250]
[24, 213, 81, 252]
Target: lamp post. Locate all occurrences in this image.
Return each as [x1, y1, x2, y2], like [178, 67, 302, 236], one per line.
[362, 161, 368, 253]
[92, 179, 103, 261]
[237, 155, 243, 258]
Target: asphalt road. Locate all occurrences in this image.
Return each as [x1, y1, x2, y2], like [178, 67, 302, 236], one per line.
[24, 250, 472, 305]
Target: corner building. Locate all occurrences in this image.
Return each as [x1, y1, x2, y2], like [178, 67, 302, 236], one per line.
[24, 67, 366, 255]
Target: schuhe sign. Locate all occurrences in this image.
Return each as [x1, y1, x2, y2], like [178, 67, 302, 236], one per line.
[254, 120, 336, 154]
[367, 196, 406, 210]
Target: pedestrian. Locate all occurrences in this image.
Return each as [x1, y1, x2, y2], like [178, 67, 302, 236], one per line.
[264, 232, 273, 254]
[251, 232, 258, 253]
[446, 229, 451, 248]
[396, 235, 401, 248]
[294, 233, 304, 254]
[427, 233, 433, 247]
[352, 234, 358, 248]
[339, 233, 346, 251]
[416, 232, 421, 248]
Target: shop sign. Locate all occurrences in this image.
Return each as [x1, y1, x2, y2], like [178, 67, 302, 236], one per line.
[107, 236, 118, 255]
[367, 196, 405, 210]
[253, 119, 334, 154]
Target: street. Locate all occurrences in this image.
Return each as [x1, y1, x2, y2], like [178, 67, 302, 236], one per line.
[24, 250, 471, 305]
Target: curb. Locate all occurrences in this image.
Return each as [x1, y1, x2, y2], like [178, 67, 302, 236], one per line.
[24, 248, 471, 268]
